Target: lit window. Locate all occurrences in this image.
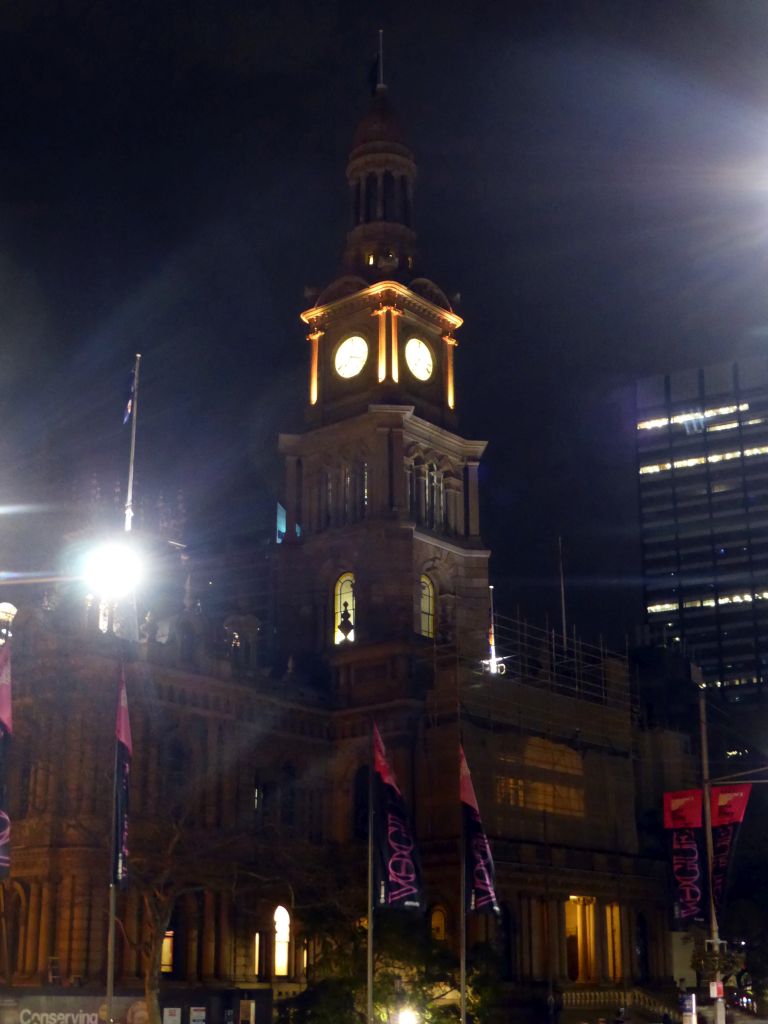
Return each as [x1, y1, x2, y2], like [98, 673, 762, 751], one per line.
[605, 903, 622, 982]
[367, 253, 375, 266]
[161, 931, 174, 973]
[647, 601, 679, 614]
[334, 572, 355, 644]
[639, 443, 768, 476]
[0, 603, 16, 646]
[565, 897, 598, 982]
[274, 905, 290, 977]
[637, 403, 749, 431]
[253, 932, 261, 976]
[419, 575, 435, 638]
[430, 906, 447, 941]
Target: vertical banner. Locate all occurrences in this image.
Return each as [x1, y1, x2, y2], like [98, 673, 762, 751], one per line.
[112, 671, 133, 886]
[710, 784, 751, 917]
[0, 645, 12, 877]
[460, 745, 500, 914]
[663, 789, 705, 928]
[372, 724, 423, 911]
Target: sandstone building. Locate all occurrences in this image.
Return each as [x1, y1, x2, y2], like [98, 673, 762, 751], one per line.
[2, 79, 681, 1024]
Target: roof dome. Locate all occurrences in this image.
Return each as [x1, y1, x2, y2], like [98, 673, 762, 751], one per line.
[350, 86, 409, 154]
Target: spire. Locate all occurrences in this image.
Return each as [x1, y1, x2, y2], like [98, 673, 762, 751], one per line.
[342, 37, 418, 282]
[377, 28, 385, 90]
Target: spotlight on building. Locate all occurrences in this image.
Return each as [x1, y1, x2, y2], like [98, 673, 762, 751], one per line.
[398, 1009, 418, 1024]
[82, 541, 143, 601]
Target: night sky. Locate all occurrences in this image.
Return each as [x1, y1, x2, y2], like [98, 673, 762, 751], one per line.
[3, 0, 768, 646]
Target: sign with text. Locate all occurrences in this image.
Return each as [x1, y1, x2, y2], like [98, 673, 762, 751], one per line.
[664, 790, 705, 928]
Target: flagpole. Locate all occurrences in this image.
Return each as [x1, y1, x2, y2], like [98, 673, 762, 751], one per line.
[460, 776, 467, 1024]
[0, 878, 9, 986]
[106, 668, 121, 1024]
[367, 722, 375, 1024]
[124, 353, 142, 534]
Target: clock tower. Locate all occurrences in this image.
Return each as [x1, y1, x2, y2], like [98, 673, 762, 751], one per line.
[275, 78, 490, 705]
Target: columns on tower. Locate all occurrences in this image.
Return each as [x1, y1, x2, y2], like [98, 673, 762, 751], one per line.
[467, 462, 481, 537]
[443, 334, 457, 410]
[307, 329, 322, 406]
[373, 306, 387, 382]
[390, 307, 401, 382]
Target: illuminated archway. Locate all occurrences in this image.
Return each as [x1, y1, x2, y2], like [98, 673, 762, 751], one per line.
[419, 575, 435, 639]
[334, 572, 355, 644]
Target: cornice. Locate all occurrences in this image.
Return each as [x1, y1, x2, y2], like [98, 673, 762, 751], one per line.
[300, 279, 462, 332]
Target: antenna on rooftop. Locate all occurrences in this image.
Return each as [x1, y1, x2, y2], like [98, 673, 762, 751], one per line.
[378, 28, 385, 88]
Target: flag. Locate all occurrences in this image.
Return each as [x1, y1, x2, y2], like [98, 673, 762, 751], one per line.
[460, 745, 499, 914]
[0, 644, 12, 877]
[123, 366, 136, 425]
[663, 789, 706, 928]
[371, 724, 423, 911]
[710, 784, 751, 917]
[112, 670, 133, 886]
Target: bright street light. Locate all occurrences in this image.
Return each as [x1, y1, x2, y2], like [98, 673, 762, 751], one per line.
[398, 1009, 418, 1024]
[82, 541, 143, 601]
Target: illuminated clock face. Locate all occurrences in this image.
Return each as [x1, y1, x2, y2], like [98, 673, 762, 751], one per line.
[405, 337, 434, 381]
[334, 335, 368, 378]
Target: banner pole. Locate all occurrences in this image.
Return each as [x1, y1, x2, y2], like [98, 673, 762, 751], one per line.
[0, 881, 9, 985]
[699, 688, 725, 1024]
[460, 799, 467, 1024]
[367, 722, 374, 1024]
[106, 669, 121, 1024]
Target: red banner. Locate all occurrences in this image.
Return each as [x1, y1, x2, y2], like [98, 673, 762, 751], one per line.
[460, 745, 500, 914]
[664, 789, 705, 927]
[711, 784, 751, 827]
[664, 789, 702, 829]
[112, 671, 132, 886]
[710, 784, 751, 916]
[371, 724, 423, 911]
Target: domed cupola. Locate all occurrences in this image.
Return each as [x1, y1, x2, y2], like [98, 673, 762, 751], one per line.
[342, 76, 418, 282]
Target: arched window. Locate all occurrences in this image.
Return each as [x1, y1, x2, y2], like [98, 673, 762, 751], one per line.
[382, 172, 396, 220]
[280, 764, 296, 828]
[400, 177, 411, 226]
[364, 173, 377, 222]
[430, 906, 447, 941]
[274, 905, 291, 977]
[420, 575, 435, 639]
[334, 573, 355, 644]
[425, 464, 443, 530]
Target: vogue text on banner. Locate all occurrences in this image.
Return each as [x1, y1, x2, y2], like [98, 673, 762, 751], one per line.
[460, 745, 500, 914]
[710, 784, 751, 917]
[371, 724, 424, 911]
[663, 789, 705, 927]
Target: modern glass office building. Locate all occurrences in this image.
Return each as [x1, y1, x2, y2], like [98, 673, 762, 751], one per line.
[636, 357, 768, 692]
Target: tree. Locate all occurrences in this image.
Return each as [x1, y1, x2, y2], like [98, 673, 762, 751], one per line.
[277, 897, 503, 1024]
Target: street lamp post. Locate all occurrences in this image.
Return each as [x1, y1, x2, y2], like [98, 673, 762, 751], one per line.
[699, 690, 726, 1024]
